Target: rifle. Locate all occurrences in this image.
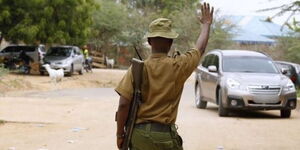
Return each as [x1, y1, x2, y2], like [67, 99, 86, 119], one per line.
[121, 58, 144, 150]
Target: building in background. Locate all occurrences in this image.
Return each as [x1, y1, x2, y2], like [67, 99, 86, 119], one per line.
[224, 16, 292, 45]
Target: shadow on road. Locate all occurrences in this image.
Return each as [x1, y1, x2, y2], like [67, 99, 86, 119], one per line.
[205, 106, 283, 119]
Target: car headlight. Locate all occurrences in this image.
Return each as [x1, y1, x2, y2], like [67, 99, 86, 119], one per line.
[283, 80, 296, 92]
[227, 78, 240, 89]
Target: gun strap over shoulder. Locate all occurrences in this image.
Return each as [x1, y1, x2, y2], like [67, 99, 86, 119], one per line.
[131, 58, 144, 94]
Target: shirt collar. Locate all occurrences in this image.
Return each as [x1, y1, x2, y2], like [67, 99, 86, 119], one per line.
[150, 53, 168, 58]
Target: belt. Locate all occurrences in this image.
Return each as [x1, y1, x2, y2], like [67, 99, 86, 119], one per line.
[135, 122, 172, 132]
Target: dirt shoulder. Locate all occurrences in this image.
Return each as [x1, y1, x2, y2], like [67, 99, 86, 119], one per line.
[0, 69, 126, 95]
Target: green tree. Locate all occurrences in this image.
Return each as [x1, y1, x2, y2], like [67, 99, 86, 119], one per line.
[90, 1, 232, 63]
[261, 1, 300, 63]
[259, 1, 300, 26]
[91, 0, 129, 56]
[121, 0, 199, 16]
[0, 0, 97, 45]
[276, 34, 300, 64]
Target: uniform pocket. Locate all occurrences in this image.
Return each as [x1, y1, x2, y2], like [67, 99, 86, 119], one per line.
[153, 140, 174, 150]
[151, 132, 175, 150]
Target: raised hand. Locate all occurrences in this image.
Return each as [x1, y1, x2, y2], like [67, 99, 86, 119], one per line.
[199, 2, 214, 25]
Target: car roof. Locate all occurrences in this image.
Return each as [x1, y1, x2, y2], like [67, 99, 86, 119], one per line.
[211, 50, 268, 57]
[50, 45, 75, 48]
[275, 61, 299, 66]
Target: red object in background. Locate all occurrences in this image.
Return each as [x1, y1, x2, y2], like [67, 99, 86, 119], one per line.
[291, 75, 297, 83]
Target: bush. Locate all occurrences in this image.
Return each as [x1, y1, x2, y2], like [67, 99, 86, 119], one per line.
[0, 64, 8, 78]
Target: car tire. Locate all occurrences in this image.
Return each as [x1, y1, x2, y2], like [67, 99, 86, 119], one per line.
[195, 82, 207, 109]
[78, 65, 83, 75]
[218, 89, 229, 117]
[67, 64, 74, 77]
[280, 109, 291, 118]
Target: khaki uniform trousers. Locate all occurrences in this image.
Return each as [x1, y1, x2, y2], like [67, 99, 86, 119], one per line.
[130, 124, 183, 150]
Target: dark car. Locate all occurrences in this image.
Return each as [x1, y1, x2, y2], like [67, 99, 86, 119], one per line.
[275, 61, 300, 88]
[0, 45, 46, 73]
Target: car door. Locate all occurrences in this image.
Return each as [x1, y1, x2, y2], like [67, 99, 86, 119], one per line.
[73, 47, 83, 70]
[205, 55, 220, 101]
[72, 48, 79, 70]
[199, 54, 214, 101]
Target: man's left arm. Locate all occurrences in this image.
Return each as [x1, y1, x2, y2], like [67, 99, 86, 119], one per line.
[116, 96, 130, 149]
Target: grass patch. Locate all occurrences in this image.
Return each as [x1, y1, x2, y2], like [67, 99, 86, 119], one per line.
[0, 120, 5, 124]
[0, 64, 8, 78]
[297, 89, 300, 98]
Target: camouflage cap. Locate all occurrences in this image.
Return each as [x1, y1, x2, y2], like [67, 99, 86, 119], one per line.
[146, 18, 179, 39]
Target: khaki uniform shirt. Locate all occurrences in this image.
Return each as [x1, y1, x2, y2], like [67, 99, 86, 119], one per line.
[115, 49, 201, 124]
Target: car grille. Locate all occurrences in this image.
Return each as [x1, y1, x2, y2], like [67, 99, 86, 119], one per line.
[247, 85, 281, 95]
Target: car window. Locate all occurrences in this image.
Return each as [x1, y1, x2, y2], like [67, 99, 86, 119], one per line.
[75, 47, 81, 55]
[202, 54, 213, 68]
[223, 56, 279, 74]
[46, 47, 72, 57]
[276, 63, 293, 76]
[211, 55, 219, 70]
[40, 46, 46, 52]
[1, 46, 36, 53]
[297, 65, 300, 74]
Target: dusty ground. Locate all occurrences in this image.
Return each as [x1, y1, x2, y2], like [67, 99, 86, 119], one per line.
[0, 69, 300, 150]
[0, 69, 125, 95]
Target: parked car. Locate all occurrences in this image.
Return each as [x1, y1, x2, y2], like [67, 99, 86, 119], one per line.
[0, 45, 46, 72]
[194, 50, 297, 118]
[275, 61, 300, 88]
[41, 46, 84, 76]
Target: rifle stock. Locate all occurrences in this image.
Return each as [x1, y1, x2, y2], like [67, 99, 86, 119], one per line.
[121, 58, 144, 150]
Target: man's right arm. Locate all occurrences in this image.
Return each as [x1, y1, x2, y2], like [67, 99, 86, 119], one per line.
[196, 2, 214, 55]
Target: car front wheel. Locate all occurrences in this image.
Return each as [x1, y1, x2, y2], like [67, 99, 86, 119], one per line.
[218, 88, 229, 117]
[195, 82, 207, 109]
[67, 64, 74, 76]
[78, 64, 83, 75]
[280, 109, 291, 118]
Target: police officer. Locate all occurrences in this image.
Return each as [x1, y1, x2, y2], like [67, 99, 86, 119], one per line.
[115, 3, 214, 150]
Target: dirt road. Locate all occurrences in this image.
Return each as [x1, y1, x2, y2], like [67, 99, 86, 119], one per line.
[0, 70, 300, 150]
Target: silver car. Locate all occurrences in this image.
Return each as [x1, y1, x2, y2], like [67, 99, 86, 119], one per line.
[42, 46, 84, 76]
[195, 50, 297, 118]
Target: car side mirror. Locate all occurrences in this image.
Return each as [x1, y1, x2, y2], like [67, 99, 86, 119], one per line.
[208, 65, 217, 72]
[281, 68, 288, 74]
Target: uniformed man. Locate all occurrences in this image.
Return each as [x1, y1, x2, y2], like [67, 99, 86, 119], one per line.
[115, 3, 214, 150]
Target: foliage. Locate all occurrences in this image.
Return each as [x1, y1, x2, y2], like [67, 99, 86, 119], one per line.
[0, 0, 97, 46]
[121, 0, 199, 16]
[91, 0, 232, 61]
[259, 1, 300, 27]
[275, 32, 300, 64]
[286, 18, 300, 32]
[91, 0, 128, 50]
[0, 65, 8, 78]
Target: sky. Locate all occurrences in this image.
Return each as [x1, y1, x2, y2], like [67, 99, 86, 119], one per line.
[204, 0, 299, 25]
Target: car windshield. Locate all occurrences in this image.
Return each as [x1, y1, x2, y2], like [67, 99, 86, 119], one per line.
[1, 46, 36, 53]
[223, 56, 279, 73]
[46, 47, 72, 57]
[276, 63, 294, 76]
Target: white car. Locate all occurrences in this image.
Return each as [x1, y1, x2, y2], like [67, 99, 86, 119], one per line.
[42, 46, 84, 76]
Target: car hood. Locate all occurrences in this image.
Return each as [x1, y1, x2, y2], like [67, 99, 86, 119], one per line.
[44, 56, 69, 62]
[225, 73, 288, 85]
